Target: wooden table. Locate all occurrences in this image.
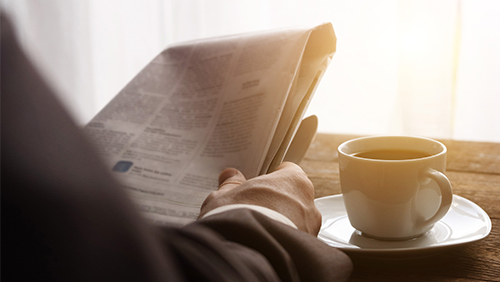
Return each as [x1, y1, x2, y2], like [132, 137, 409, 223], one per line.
[301, 133, 500, 282]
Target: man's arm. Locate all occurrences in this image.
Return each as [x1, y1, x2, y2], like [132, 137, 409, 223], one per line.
[193, 163, 352, 282]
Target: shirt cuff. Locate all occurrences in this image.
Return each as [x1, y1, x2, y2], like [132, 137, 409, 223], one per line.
[200, 204, 298, 229]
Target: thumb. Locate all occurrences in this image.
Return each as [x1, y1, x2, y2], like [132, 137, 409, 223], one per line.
[218, 168, 246, 191]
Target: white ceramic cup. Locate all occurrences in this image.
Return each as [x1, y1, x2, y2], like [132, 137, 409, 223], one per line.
[338, 136, 453, 240]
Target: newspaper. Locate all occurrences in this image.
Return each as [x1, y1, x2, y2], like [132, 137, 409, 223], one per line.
[85, 23, 336, 226]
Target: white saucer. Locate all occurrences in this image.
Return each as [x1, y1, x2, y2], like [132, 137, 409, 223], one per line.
[315, 194, 491, 257]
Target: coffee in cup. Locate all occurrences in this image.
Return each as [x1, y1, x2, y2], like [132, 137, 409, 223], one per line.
[338, 136, 453, 240]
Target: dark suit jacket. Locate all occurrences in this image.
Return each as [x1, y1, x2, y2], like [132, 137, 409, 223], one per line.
[1, 14, 352, 281]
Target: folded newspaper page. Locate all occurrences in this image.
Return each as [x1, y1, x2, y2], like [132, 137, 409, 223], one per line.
[85, 23, 336, 225]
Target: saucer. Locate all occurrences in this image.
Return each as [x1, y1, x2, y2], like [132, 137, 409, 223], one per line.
[315, 194, 491, 258]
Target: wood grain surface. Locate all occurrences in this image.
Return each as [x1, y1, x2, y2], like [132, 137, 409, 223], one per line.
[301, 133, 500, 282]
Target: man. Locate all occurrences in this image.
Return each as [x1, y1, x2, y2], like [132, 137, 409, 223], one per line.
[2, 14, 352, 281]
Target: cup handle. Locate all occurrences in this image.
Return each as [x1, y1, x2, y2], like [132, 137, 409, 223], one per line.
[418, 168, 453, 228]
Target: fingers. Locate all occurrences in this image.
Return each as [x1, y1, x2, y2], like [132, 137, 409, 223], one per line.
[274, 161, 301, 171]
[273, 162, 308, 177]
[273, 162, 314, 192]
[205, 164, 321, 235]
[218, 168, 246, 191]
[199, 168, 245, 217]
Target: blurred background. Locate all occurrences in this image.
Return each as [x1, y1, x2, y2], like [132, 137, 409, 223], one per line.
[2, 0, 499, 142]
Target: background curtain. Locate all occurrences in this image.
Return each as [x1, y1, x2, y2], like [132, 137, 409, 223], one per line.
[2, 0, 499, 142]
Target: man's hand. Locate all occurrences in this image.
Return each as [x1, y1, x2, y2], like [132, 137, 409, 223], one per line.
[200, 162, 322, 235]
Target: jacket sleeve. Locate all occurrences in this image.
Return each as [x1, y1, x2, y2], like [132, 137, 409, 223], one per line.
[184, 209, 353, 282]
[150, 209, 353, 282]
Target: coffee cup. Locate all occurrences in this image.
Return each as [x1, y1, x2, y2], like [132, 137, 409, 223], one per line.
[338, 136, 453, 240]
